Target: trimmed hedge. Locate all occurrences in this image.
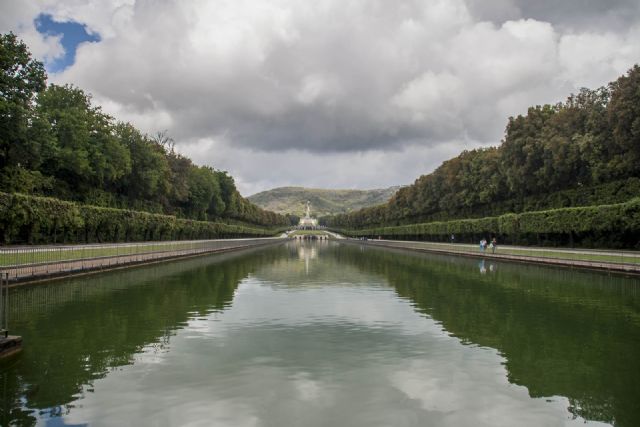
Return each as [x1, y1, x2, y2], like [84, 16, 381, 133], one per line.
[327, 178, 640, 229]
[0, 192, 284, 244]
[335, 198, 640, 249]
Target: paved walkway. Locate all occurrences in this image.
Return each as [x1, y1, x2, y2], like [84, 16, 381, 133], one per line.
[2, 238, 285, 284]
[345, 239, 640, 275]
[392, 240, 640, 258]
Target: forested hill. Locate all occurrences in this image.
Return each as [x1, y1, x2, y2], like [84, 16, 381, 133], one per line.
[0, 33, 288, 228]
[248, 186, 401, 217]
[328, 65, 640, 229]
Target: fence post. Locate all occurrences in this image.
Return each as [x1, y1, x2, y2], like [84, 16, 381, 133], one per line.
[4, 272, 8, 337]
[1, 272, 8, 338]
[0, 271, 4, 337]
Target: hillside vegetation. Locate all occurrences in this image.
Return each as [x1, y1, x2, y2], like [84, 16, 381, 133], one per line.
[327, 66, 640, 235]
[248, 186, 401, 217]
[0, 32, 288, 229]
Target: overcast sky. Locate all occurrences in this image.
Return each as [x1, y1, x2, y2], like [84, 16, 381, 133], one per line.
[2, 0, 640, 195]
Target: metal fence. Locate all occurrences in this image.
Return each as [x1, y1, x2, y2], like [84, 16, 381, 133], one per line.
[0, 238, 286, 282]
[1, 273, 8, 336]
[346, 239, 640, 274]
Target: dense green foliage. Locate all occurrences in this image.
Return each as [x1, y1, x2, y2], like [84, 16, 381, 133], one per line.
[337, 198, 640, 248]
[248, 186, 401, 217]
[328, 66, 640, 232]
[0, 192, 284, 244]
[0, 33, 287, 229]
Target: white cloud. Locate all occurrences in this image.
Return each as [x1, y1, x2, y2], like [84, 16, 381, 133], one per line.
[392, 71, 464, 131]
[390, 359, 610, 426]
[0, 0, 65, 62]
[558, 27, 640, 88]
[39, 0, 134, 38]
[2, 0, 639, 193]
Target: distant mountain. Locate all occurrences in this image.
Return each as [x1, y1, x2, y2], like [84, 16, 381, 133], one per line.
[247, 186, 402, 217]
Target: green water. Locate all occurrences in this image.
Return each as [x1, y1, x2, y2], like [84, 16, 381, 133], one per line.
[1, 241, 639, 427]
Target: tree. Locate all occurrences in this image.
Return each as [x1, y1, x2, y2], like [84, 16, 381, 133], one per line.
[0, 32, 47, 187]
[328, 65, 640, 230]
[0, 32, 288, 227]
[166, 151, 192, 211]
[116, 123, 170, 210]
[608, 65, 640, 176]
[186, 166, 219, 220]
[37, 84, 131, 200]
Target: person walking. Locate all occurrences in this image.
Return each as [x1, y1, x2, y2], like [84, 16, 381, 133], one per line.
[491, 237, 497, 254]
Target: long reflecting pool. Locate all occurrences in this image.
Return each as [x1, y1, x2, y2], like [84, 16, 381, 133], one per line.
[1, 241, 639, 426]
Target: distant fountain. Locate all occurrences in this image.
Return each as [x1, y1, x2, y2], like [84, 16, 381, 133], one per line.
[298, 201, 318, 229]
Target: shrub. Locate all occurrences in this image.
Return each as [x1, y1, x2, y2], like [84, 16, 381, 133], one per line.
[335, 198, 640, 248]
[0, 192, 283, 244]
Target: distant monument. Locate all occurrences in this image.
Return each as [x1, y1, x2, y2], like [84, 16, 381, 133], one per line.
[298, 201, 318, 229]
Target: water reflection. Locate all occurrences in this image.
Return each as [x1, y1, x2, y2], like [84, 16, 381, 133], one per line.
[295, 239, 328, 274]
[0, 241, 638, 426]
[336, 243, 640, 426]
[478, 259, 498, 274]
[0, 247, 287, 426]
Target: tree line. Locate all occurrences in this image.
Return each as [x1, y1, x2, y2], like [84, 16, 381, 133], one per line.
[326, 65, 640, 231]
[0, 32, 289, 229]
